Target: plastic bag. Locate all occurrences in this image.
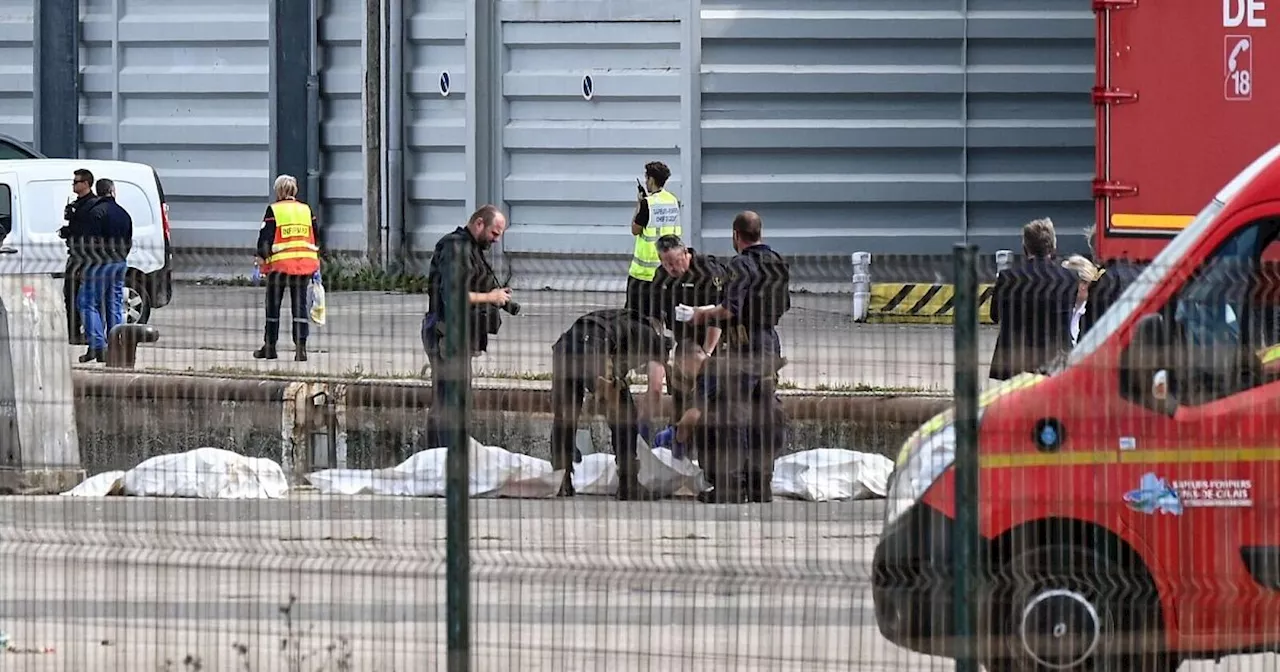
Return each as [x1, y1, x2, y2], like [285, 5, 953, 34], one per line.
[308, 272, 327, 326]
[770, 449, 893, 502]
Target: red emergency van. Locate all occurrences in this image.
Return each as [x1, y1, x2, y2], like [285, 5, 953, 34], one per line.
[1095, 0, 1280, 262]
[874, 142, 1280, 670]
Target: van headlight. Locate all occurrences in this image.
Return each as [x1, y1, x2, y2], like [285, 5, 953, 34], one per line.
[884, 423, 956, 527]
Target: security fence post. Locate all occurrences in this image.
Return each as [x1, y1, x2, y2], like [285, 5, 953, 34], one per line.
[952, 243, 981, 672]
[442, 237, 472, 672]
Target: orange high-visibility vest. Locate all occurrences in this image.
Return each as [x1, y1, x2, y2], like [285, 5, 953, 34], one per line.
[266, 200, 320, 275]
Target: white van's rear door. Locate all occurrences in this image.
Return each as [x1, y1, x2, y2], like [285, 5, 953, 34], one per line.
[0, 172, 21, 273]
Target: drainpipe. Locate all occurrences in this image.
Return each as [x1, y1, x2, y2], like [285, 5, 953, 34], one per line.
[307, 0, 323, 229]
[386, 0, 405, 271]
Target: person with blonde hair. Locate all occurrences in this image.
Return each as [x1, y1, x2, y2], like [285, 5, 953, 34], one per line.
[1062, 254, 1101, 347]
[253, 174, 321, 361]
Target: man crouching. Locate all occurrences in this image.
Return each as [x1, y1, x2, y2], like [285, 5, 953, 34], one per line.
[671, 343, 787, 503]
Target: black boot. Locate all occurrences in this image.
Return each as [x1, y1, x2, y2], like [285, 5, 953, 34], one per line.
[294, 340, 308, 362]
[78, 349, 101, 364]
[253, 344, 278, 360]
[746, 471, 773, 503]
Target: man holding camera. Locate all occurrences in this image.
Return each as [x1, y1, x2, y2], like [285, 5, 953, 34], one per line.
[625, 161, 681, 318]
[422, 205, 514, 447]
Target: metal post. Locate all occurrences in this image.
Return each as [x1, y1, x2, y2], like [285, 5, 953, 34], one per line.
[363, 0, 383, 266]
[441, 238, 472, 672]
[952, 243, 980, 672]
[851, 251, 872, 321]
[33, 0, 80, 158]
[385, 0, 405, 271]
[270, 0, 314, 199]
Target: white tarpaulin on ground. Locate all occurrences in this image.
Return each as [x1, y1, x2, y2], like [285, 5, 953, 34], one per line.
[60, 447, 290, 499]
[306, 439, 564, 498]
[306, 438, 708, 499]
[771, 449, 894, 502]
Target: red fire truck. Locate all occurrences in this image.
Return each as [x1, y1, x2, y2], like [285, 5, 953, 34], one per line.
[1095, 0, 1280, 261]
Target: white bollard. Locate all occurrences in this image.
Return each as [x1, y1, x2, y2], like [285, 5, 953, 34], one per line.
[851, 252, 872, 321]
[995, 249, 1013, 274]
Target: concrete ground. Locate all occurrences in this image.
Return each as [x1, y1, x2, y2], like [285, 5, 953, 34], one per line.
[0, 497, 1273, 671]
[101, 286, 999, 392]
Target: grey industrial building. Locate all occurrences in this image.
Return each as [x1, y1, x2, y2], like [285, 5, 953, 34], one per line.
[6, 0, 1094, 285]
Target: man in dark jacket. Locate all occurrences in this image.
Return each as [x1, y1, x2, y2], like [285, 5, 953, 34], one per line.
[989, 218, 1078, 380]
[421, 205, 512, 448]
[59, 168, 98, 347]
[1079, 224, 1144, 336]
[73, 179, 133, 363]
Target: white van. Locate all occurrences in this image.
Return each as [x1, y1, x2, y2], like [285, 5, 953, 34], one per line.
[0, 159, 173, 338]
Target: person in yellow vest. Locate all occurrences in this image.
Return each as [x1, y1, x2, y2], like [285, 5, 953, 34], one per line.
[625, 161, 682, 317]
[253, 174, 321, 362]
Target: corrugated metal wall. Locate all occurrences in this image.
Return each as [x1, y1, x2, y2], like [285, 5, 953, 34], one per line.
[0, 0, 1094, 277]
[318, 0, 366, 252]
[0, 0, 34, 145]
[498, 3, 684, 259]
[79, 0, 272, 251]
[404, 0, 467, 254]
[699, 0, 1094, 257]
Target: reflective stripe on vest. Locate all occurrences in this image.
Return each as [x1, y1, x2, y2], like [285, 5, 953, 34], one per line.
[267, 200, 320, 273]
[629, 189, 682, 282]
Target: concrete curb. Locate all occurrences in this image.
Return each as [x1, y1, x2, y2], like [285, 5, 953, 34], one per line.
[73, 370, 950, 424]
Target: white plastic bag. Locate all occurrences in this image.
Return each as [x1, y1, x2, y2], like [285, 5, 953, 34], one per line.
[61, 470, 126, 497]
[308, 274, 327, 326]
[637, 439, 708, 497]
[572, 453, 619, 495]
[771, 449, 893, 502]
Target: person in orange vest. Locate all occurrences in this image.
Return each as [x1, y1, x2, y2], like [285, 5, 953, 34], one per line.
[253, 174, 321, 361]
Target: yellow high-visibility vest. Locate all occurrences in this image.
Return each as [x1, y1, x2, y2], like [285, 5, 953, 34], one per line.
[266, 200, 320, 275]
[629, 189, 682, 282]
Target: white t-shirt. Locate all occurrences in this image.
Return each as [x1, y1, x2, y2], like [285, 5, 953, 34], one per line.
[1070, 301, 1088, 346]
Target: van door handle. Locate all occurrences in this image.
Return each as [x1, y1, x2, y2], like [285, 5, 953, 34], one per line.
[0, 247, 18, 255]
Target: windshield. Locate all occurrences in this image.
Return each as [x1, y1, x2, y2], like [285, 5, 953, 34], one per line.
[1067, 198, 1227, 364]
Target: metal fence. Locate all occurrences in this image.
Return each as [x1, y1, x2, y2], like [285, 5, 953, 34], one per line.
[4, 225, 1277, 671]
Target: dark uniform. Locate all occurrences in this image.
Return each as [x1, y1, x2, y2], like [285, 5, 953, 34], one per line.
[649, 250, 728, 414]
[685, 354, 787, 503]
[1080, 258, 1143, 336]
[701, 242, 792, 502]
[59, 192, 99, 344]
[551, 309, 673, 499]
[421, 226, 506, 447]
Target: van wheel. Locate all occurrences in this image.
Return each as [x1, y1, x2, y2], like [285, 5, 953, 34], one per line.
[125, 276, 151, 325]
[980, 545, 1171, 671]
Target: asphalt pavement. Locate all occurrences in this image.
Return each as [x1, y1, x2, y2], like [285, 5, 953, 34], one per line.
[106, 285, 999, 392]
[0, 496, 935, 671]
[1, 496, 1276, 670]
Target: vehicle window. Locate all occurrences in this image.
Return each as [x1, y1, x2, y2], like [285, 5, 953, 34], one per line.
[1156, 218, 1280, 406]
[0, 183, 12, 239]
[0, 141, 37, 160]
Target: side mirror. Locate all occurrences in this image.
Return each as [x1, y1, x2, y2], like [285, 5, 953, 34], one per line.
[1120, 314, 1177, 415]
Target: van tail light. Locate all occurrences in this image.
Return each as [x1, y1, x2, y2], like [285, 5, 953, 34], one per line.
[161, 202, 171, 241]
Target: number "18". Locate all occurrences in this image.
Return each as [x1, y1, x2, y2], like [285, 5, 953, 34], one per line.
[1233, 69, 1253, 95]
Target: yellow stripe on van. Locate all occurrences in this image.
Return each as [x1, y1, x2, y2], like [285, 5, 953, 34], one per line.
[1109, 213, 1195, 231]
[981, 447, 1280, 469]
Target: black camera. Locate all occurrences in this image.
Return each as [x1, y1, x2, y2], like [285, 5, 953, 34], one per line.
[502, 300, 521, 316]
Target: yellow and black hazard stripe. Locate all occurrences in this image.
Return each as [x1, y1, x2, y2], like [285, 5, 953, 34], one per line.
[865, 283, 995, 324]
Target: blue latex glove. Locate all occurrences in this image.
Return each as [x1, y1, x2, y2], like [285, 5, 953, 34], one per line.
[251, 265, 261, 285]
[652, 426, 676, 449]
[312, 270, 323, 283]
[637, 423, 654, 444]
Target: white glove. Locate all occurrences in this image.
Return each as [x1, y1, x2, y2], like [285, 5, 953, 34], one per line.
[674, 304, 695, 322]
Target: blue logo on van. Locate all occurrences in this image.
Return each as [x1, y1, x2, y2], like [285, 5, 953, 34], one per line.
[1124, 473, 1184, 516]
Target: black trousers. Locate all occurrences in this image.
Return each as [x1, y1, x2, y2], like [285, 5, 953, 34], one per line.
[550, 336, 640, 489]
[264, 272, 310, 346]
[624, 275, 653, 317]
